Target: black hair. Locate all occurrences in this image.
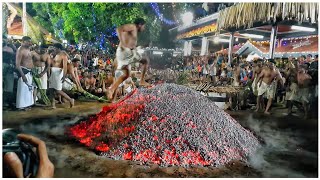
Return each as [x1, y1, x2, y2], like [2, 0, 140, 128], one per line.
[53, 43, 63, 50]
[22, 36, 31, 41]
[40, 44, 48, 49]
[72, 58, 80, 62]
[134, 18, 146, 26]
[268, 59, 276, 64]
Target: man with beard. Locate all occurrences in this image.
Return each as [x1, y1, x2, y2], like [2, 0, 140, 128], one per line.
[255, 59, 284, 114]
[15, 36, 34, 110]
[49, 43, 74, 109]
[106, 18, 150, 101]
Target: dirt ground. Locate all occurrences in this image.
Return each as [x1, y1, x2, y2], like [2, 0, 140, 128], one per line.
[2, 100, 318, 178]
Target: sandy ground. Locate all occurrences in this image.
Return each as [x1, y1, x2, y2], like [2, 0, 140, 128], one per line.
[2, 100, 317, 178]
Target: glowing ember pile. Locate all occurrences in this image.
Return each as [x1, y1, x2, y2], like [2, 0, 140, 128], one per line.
[68, 84, 260, 167]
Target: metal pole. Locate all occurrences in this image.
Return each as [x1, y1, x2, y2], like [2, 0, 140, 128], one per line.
[228, 32, 235, 65]
[23, 2, 27, 36]
[269, 25, 278, 59]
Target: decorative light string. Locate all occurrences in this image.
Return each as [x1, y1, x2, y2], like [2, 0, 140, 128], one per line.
[150, 3, 177, 25]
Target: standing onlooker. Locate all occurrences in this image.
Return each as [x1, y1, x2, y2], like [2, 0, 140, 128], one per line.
[15, 36, 34, 110]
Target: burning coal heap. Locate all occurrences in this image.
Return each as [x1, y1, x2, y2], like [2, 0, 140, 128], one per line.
[68, 83, 260, 167]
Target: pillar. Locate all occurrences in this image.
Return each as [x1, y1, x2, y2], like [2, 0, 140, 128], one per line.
[269, 25, 278, 59]
[200, 37, 209, 56]
[23, 2, 27, 36]
[183, 41, 188, 56]
[228, 32, 235, 65]
[188, 40, 192, 56]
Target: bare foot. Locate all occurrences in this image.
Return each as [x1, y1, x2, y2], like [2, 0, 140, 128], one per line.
[264, 111, 271, 115]
[106, 88, 114, 100]
[70, 99, 75, 108]
[254, 109, 259, 112]
[139, 81, 151, 87]
[50, 106, 56, 109]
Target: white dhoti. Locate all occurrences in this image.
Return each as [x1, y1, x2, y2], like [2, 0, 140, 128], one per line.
[287, 86, 310, 103]
[16, 68, 34, 109]
[115, 46, 142, 70]
[49, 67, 63, 90]
[34, 66, 48, 90]
[62, 78, 74, 91]
[258, 81, 276, 99]
[285, 83, 298, 101]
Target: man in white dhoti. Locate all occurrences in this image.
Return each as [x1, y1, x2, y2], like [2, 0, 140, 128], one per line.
[31, 45, 51, 104]
[106, 18, 151, 102]
[49, 43, 74, 109]
[255, 60, 284, 114]
[15, 36, 34, 110]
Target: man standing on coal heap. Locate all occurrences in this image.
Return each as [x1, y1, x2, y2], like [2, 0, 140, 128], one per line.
[106, 18, 151, 102]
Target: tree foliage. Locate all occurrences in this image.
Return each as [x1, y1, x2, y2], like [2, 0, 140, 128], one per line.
[31, 3, 163, 46]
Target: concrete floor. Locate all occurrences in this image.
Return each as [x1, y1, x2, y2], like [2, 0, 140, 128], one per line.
[2, 100, 318, 178]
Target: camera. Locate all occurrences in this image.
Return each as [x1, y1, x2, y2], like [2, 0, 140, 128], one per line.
[3, 129, 39, 177]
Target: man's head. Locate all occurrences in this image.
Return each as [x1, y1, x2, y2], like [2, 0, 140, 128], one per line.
[21, 36, 32, 48]
[52, 43, 63, 56]
[72, 58, 81, 67]
[134, 18, 146, 32]
[268, 59, 276, 69]
[307, 54, 312, 62]
[39, 44, 48, 54]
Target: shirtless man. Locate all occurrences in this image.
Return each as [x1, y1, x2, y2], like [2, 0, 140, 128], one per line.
[31, 45, 51, 104]
[49, 43, 74, 109]
[287, 66, 312, 119]
[84, 71, 96, 93]
[15, 36, 34, 110]
[285, 61, 298, 114]
[106, 17, 150, 101]
[66, 58, 82, 91]
[255, 60, 284, 114]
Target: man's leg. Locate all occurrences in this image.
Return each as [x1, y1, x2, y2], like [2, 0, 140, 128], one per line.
[287, 100, 293, 115]
[56, 90, 74, 108]
[106, 67, 129, 101]
[50, 89, 56, 109]
[264, 98, 273, 114]
[139, 58, 151, 87]
[33, 88, 38, 105]
[255, 95, 261, 112]
[302, 101, 309, 119]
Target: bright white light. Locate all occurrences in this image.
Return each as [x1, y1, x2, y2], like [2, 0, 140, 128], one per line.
[182, 12, 193, 26]
[242, 33, 264, 39]
[137, 48, 144, 54]
[153, 51, 163, 55]
[291, 25, 316, 32]
[235, 37, 239, 42]
[213, 36, 229, 43]
[62, 40, 67, 44]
